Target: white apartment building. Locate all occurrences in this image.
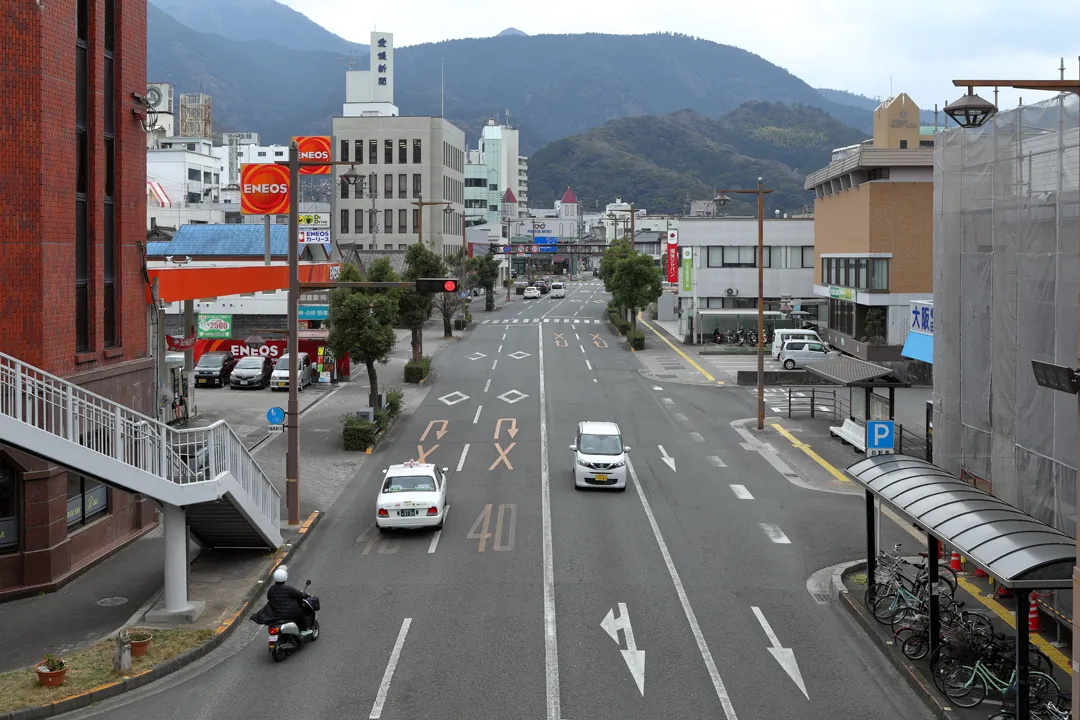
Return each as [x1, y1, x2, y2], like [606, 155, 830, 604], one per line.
[146, 137, 225, 228]
[330, 31, 466, 259]
[465, 119, 528, 232]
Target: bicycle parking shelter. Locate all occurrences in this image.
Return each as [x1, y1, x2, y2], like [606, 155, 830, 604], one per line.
[848, 453, 1075, 719]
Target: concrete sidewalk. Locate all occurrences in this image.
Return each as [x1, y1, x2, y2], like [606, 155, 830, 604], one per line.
[0, 316, 462, 673]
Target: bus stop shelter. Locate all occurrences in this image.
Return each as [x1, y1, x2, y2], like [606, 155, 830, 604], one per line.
[847, 454, 1075, 719]
[803, 356, 911, 423]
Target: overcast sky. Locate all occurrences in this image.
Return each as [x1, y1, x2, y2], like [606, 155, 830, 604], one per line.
[280, 0, 1080, 111]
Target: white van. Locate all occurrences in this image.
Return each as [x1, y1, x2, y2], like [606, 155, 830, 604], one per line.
[772, 329, 823, 359]
[550, 282, 566, 298]
[779, 340, 839, 369]
[270, 352, 314, 391]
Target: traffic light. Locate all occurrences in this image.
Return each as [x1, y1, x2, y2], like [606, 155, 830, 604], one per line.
[415, 278, 459, 294]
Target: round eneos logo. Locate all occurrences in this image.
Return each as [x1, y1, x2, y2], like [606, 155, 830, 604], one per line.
[294, 136, 331, 175]
[240, 164, 291, 215]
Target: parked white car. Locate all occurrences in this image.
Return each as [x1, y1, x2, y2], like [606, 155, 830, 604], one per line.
[779, 340, 839, 369]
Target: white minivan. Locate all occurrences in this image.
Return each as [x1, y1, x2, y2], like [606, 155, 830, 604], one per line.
[772, 329, 823, 359]
[550, 282, 566, 298]
[570, 421, 629, 491]
[779, 340, 839, 369]
[270, 352, 314, 391]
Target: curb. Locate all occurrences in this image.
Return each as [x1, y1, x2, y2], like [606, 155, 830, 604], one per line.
[837, 571, 962, 720]
[2, 511, 326, 720]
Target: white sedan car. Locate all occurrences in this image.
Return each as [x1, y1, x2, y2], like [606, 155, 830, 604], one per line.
[523, 286, 541, 300]
[375, 461, 448, 532]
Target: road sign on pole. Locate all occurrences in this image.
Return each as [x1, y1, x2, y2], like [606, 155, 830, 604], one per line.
[267, 406, 285, 433]
[866, 421, 895, 456]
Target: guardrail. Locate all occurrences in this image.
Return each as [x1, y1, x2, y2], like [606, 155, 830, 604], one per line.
[0, 352, 280, 524]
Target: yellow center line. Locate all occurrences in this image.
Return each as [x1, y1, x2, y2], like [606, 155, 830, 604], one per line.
[770, 421, 1070, 673]
[636, 312, 724, 385]
[771, 423, 851, 483]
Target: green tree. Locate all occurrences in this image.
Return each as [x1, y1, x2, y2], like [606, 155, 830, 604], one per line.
[599, 238, 633, 290]
[470, 254, 501, 311]
[609, 252, 663, 330]
[327, 263, 398, 409]
[400, 243, 446, 363]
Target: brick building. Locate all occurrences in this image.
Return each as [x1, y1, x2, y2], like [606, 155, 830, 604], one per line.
[0, 0, 157, 597]
[803, 93, 937, 362]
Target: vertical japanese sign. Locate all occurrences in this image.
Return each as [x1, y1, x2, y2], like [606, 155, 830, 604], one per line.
[666, 230, 679, 283]
[680, 247, 693, 293]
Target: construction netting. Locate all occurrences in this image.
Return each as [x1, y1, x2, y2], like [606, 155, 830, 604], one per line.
[933, 93, 1079, 625]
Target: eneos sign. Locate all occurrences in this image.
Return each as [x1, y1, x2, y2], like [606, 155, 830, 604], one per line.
[240, 163, 291, 215]
[293, 136, 331, 175]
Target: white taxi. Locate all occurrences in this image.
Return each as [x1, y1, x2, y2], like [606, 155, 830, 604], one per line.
[375, 461, 448, 532]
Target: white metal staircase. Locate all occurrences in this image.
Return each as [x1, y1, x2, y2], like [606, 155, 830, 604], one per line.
[0, 351, 282, 550]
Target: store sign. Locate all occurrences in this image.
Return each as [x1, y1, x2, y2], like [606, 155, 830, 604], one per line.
[910, 301, 934, 336]
[240, 163, 291, 215]
[197, 314, 232, 339]
[829, 286, 856, 302]
[293, 136, 331, 176]
[298, 305, 329, 321]
[298, 213, 330, 228]
[666, 230, 679, 283]
[166, 332, 196, 351]
[680, 247, 693, 293]
[299, 290, 330, 304]
[299, 229, 331, 245]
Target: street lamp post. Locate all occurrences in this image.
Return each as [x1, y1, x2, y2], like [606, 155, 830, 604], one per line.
[412, 193, 453, 250]
[716, 179, 773, 431]
[945, 77, 1079, 720]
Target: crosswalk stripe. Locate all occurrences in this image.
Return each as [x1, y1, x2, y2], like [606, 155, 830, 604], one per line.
[513, 319, 519, 323]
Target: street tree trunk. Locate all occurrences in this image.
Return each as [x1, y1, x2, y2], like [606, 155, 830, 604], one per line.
[442, 310, 453, 338]
[410, 327, 422, 364]
[485, 285, 495, 311]
[365, 359, 380, 409]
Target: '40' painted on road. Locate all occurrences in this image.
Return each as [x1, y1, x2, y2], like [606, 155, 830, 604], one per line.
[356, 502, 519, 555]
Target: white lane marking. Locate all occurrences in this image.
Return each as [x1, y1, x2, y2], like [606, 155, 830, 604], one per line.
[575, 333, 580, 340]
[538, 323, 562, 720]
[369, 618, 412, 719]
[760, 524, 791, 544]
[730, 485, 754, 499]
[499, 345, 503, 353]
[513, 319, 520, 324]
[751, 607, 809, 699]
[502, 333, 507, 340]
[652, 386, 662, 391]
[580, 344, 585, 353]
[628, 460, 739, 719]
[689, 432, 705, 442]
[661, 397, 674, 405]
[473, 405, 483, 424]
[484, 379, 491, 393]
[593, 378, 597, 382]
[428, 506, 448, 553]
[492, 359, 498, 370]
[586, 359, 592, 371]
[708, 455, 727, 468]
[456, 443, 470, 472]
[673, 413, 689, 423]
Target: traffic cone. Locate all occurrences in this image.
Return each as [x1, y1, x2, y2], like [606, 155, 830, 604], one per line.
[975, 566, 988, 578]
[937, 540, 943, 560]
[950, 551, 962, 572]
[1028, 594, 1041, 633]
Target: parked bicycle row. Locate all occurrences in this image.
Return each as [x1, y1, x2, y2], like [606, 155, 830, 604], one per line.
[864, 543, 1070, 719]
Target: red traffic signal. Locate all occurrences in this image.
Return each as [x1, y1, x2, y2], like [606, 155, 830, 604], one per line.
[415, 278, 459, 294]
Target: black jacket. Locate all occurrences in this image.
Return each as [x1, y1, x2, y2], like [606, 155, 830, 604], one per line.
[266, 582, 307, 621]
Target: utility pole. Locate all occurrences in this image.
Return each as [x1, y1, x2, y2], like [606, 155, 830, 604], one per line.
[412, 192, 452, 250]
[716, 179, 773, 430]
[286, 141, 300, 525]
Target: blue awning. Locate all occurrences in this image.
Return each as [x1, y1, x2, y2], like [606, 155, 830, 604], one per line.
[901, 332, 933, 363]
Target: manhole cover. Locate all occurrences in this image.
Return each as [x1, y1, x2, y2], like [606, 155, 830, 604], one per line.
[97, 596, 130, 607]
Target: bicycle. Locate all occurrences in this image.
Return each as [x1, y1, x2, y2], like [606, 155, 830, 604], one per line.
[942, 647, 1059, 709]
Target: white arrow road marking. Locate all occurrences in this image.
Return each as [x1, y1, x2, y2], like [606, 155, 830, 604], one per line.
[750, 607, 808, 699]
[657, 445, 676, 472]
[600, 603, 646, 696]
[760, 523, 790, 544]
[708, 455, 727, 468]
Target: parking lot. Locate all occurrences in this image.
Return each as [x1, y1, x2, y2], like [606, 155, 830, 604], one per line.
[187, 380, 337, 447]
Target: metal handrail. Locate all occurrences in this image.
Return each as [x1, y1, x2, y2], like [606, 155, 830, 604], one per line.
[0, 352, 281, 525]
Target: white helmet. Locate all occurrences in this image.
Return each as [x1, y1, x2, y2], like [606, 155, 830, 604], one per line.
[273, 566, 288, 584]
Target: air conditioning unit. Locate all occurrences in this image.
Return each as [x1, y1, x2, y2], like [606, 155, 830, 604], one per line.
[146, 82, 175, 114]
[725, 288, 739, 296]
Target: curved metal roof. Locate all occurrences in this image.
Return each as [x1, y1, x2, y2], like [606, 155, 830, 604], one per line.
[847, 455, 1076, 589]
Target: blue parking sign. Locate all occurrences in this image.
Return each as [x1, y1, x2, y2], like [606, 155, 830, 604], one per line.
[866, 421, 895, 450]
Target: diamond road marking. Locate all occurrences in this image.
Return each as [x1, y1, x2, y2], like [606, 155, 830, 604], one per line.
[468, 352, 488, 360]
[497, 389, 529, 405]
[508, 351, 531, 360]
[439, 391, 470, 406]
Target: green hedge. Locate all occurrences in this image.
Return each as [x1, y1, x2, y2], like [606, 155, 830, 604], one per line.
[343, 415, 378, 451]
[374, 407, 391, 431]
[615, 319, 630, 335]
[627, 329, 645, 350]
[404, 355, 433, 383]
[386, 389, 404, 417]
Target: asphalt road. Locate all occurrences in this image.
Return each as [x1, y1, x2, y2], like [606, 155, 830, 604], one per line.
[68, 280, 932, 720]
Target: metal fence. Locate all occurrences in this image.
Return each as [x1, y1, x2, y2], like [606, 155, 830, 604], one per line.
[765, 387, 931, 461]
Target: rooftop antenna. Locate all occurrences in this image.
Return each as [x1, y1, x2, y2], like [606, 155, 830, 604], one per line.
[889, 74, 893, 99]
[441, 57, 445, 117]
[1061, 57, 1066, 80]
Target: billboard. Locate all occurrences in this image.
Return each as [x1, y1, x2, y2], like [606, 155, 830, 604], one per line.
[293, 136, 331, 175]
[197, 314, 232, 339]
[665, 230, 679, 283]
[240, 163, 291, 215]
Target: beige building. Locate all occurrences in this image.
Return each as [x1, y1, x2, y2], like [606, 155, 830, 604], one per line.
[804, 93, 936, 361]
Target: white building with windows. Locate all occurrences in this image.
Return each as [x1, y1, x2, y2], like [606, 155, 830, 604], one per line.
[664, 216, 822, 335]
[146, 137, 226, 228]
[464, 119, 528, 232]
[330, 31, 465, 261]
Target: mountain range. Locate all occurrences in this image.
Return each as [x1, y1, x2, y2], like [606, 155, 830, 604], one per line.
[147, 0, 934, 215]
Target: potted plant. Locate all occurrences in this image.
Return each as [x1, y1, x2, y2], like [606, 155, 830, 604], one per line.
[128, 630, 153, 658]
[35, 654, 68, 687]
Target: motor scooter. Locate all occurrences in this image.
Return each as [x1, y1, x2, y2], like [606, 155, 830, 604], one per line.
[254, 580, 321, 662]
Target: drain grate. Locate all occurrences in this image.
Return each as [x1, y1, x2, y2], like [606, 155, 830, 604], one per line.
[811, 593, 832, 605]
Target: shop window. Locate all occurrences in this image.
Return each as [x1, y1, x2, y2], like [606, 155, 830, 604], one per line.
[67, 473, 108, 529]
[0, 461, 17, 551]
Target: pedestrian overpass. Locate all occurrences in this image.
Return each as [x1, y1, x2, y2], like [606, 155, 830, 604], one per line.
[0, 350, 282, 620]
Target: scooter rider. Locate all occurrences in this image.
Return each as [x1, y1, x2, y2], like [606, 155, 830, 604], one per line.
[266, 566, 311, 631]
